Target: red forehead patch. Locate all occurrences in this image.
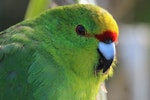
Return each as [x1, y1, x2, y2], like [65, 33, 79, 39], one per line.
[95, 30, 118, 42]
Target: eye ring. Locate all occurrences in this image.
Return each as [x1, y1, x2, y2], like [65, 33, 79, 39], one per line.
[75, 25, 86, 36]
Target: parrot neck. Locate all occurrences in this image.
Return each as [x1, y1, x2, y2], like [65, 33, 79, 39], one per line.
[28, 15, 105, 99]
[31, 50, 102, 100]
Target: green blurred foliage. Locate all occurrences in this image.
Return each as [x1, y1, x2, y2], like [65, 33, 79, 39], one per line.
[0, 0, 29, 31]
[25, 0, 50, 19]
[134, 0, 150, 23]
[0, 0, 150, 31]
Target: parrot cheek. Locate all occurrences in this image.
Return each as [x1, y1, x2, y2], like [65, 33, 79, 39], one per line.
[95, 42, 116, 73]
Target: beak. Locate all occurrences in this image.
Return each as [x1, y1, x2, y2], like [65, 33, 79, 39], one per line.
[96, 42, 116, 73]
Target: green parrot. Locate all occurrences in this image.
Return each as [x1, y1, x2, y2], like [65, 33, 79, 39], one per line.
[0, 4, 119, 100]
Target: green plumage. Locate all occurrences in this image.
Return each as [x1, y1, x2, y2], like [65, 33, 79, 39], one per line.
[0, 4, 118, 100]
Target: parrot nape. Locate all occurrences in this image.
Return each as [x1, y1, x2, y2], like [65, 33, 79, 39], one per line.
[0, 4, 119, 100]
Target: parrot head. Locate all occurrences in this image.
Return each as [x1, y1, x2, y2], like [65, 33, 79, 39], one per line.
[39, 4, 119, 79]
[11, 4, 119, 99]
[0, 4, 118, 99]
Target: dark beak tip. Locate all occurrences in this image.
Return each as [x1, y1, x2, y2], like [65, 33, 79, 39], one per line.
[102, 58, 113, 73]
[96, 48, 114, 74]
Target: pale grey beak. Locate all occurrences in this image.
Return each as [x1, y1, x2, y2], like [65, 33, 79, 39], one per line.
[96, 42, 116, 73]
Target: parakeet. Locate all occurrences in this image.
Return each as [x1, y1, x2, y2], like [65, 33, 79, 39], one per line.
[0, 4, 119, 100]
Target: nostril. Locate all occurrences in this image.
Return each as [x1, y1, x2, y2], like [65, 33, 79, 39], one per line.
[103, 39, 112, 44]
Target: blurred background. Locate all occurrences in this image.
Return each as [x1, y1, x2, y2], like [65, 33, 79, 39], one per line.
[0, 0, 150, 100]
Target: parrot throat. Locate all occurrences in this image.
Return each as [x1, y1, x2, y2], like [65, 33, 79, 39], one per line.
[95, 49, 113, 74]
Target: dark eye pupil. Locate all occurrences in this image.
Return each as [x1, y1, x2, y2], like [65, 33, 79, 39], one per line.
[76, 25, 86, 36]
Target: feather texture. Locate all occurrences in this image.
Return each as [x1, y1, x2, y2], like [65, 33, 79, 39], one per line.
[0, 4, 118, 100]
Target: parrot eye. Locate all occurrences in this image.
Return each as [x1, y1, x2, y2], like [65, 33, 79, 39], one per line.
[76, 25, 86, 36]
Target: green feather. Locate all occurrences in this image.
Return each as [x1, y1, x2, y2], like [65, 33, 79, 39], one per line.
[0, 4, 118, 100]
